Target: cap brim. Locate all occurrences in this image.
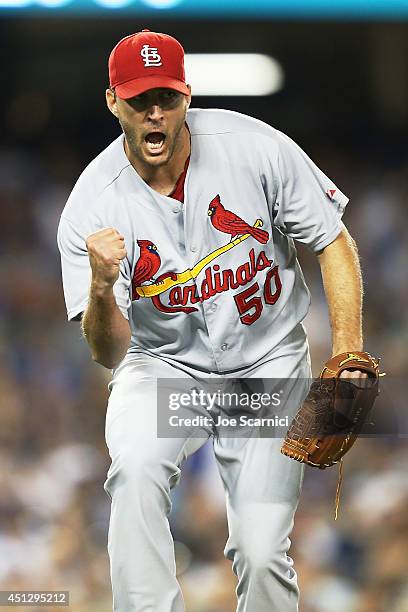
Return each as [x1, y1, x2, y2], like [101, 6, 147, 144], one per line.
[115, 76, 190, 99]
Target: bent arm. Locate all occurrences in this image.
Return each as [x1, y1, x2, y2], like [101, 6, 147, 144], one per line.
[81, 282, 131, 369]
[317, 223, 364, 356]
[81, 227, 131, 370]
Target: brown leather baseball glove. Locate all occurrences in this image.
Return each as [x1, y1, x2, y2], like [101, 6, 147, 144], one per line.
[281, 352, 380, 469]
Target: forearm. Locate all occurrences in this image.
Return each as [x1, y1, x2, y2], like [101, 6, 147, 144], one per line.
[81, 281, 131, 369]
[317, 226, 363, 355]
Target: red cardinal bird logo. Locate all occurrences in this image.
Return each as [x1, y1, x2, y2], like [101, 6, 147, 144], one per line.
[132, 240, 197, 313]
[208, 195, 269, 244]
[132, 240, 161, 299]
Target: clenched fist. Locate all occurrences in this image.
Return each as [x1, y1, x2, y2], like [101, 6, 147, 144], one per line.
[86, 228, 127, 287]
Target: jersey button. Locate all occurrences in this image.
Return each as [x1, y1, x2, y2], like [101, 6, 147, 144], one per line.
[190, 245, 197, 253]
[172, 206, 180, 213]
[211, 303, 218, 312]
[220, 343, 229, 351]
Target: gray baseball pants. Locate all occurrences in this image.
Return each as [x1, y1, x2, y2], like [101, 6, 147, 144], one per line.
[104, 329, 311, 611]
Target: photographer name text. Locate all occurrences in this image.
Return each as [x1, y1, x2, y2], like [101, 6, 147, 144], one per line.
[168, 415, 289, 427]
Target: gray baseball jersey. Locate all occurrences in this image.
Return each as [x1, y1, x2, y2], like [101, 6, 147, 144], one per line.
[57, 108, 348, 373]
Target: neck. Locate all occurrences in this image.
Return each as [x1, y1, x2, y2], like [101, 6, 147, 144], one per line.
[125, 124, 190, 196]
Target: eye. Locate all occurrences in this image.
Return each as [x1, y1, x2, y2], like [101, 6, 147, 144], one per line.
[159, 90, 180, 107]
[127, 94, 147, 110]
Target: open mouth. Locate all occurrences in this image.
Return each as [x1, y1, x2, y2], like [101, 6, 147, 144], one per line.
[145, 132, 166, 154]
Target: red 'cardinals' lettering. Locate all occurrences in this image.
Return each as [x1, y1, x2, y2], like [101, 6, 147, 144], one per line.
[132, 243, 196, 313]
[152, 293, 198, 314]
[208, 194, 269, 244]
[167, 248, 273, 307]
[152, 272, 198, 314]
[132, 238, 278, 320]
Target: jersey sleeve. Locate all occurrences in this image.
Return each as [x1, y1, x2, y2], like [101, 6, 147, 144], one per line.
[57, 216, 131, 322]
[270, 131, 349, 252]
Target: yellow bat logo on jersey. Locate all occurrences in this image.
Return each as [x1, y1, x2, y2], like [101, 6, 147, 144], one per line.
[135, 218, 265, 298]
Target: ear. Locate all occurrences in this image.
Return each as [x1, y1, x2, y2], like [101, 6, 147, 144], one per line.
[185, 84, 192, 109]
[106, 88, 119, 118]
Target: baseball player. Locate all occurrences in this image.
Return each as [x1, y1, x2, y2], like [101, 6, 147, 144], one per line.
[57, 29, 367, 612]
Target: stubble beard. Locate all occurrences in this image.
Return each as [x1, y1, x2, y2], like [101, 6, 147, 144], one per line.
[121, 115, 187, 169]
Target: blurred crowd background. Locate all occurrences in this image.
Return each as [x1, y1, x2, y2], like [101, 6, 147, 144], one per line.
[0, 15, 407, 612]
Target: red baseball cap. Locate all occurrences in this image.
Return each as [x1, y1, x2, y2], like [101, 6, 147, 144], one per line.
[109, 29, 190, 100]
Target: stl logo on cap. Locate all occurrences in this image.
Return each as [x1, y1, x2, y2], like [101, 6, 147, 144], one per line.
[141, 44, 162, 68]
[109, 29, 190, 99]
